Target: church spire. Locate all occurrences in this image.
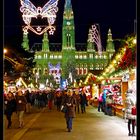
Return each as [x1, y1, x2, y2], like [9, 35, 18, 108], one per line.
[42, 32, 49, 51]
[106, 28, 115, 52]
[21, 32, 29, 51]
[62, 0, 75, 50]
[107, 28, 113, 41]
[64, 0, 72, 9]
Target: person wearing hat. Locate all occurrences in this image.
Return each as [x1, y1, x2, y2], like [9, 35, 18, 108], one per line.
[125, 89, 136, 136]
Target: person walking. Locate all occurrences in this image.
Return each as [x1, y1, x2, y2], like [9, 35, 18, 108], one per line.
[98, 93, 103, 112]
[25, 90, 32, 113]
[55, 91, 62, 111]
[105, 94, 113, 116]
[125, 89, 136, 136]
[15, 90, 27, 128]
[62, 89, 76, 132]
[4, 92, 17, 128]
[47, 90, 54, 110]
[79, 90, 87, 113]
[74, 92, 80, 114]
[102, 89, 107, 114]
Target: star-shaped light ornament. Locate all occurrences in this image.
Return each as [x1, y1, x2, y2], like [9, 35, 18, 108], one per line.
[49, 28, 55, 35]
[36, 26, 42, 32]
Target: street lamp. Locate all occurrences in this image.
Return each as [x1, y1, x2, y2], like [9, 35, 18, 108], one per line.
[4, 49, 24, 72]
[4, 49, 7, 54]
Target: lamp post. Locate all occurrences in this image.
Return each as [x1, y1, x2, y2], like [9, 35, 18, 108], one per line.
[4, 49, 7, 54]
[4, 48, 24, 72]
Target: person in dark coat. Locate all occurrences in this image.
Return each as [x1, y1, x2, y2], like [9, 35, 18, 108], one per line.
[25, 90, 32, 113]
[55, 91, 62, 111]
[15, 90, 27, 128]
[62, 89, 76, 132]
[4, 92, 17, 128]
[73, 91, 80, 114]
[79, 91, 87, 113]
[47, 90, 54, 110]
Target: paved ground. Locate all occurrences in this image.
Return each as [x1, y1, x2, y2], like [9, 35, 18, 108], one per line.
[4, 105, 137, 140]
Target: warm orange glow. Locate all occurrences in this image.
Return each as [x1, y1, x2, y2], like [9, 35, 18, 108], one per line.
[4, 49, 7, 54]
[133, 38, 136, 44]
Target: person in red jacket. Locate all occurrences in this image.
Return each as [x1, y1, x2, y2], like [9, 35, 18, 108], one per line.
[98, 93, 103, 112]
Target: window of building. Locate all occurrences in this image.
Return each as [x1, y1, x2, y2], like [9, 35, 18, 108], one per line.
[75, 55, 78, 59]
[79, 55, 82, 59]
[104, 55, 107, 59]
[84, 55, 87, 59]
[44, 68, 48, 75]
[84, 64, 87, 68]
[100, 64, 104, 69]
[38, 55, 42, 59]
[109, 54, 112, 58]
[44, 54, 47, 58]
[96, 64, 99, 70]
[58, 55, 62, 59]
[33, 68, 37, 74]
[50, 55, 53, 59]
[89, 54, 93, 59]
[99, 55, 102, 59]
[38, 68, 42, 74]
[95, 55, 98, 59]
[54, 55, 57, 59]
[67, 34, 71, 47]
[35, 55, 37, 59]
[84, 68, 87, 75]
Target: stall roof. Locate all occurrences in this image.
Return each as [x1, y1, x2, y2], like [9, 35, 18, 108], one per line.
[4, 75, 19, 83]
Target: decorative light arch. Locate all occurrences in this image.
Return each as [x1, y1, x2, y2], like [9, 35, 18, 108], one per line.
[20, 0, 59, 35]
[88, 24, 102, 55]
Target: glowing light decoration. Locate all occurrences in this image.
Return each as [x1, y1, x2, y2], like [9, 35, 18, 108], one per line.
[48, 62, 61, 84]
[20, 0, 59, 35]
[88, 24, 102, 55]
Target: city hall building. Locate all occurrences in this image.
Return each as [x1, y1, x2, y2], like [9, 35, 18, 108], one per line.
[22, 0, 115, 87]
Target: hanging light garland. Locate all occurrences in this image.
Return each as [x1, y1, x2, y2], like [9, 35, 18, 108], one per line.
[99, 35, 136, 79]
[84, 35, 136, 84]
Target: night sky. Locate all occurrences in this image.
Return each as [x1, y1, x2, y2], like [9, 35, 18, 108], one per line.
[4, 0, 136, 50]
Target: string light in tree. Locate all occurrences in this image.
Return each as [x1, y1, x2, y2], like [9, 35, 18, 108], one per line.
[20, 0, 59, 35]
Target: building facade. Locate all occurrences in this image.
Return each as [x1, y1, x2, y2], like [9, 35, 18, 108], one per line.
[22, 0, 115, 87]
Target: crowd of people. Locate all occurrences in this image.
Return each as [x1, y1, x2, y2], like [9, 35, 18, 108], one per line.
[4, 87, 136, 136]
[4, 88, 88, 131]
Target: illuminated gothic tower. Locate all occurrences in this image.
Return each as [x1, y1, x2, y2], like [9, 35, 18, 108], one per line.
[61, 0, 76, 80]
[62, 0, 75, 49]
[30, 0, 115, 87]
